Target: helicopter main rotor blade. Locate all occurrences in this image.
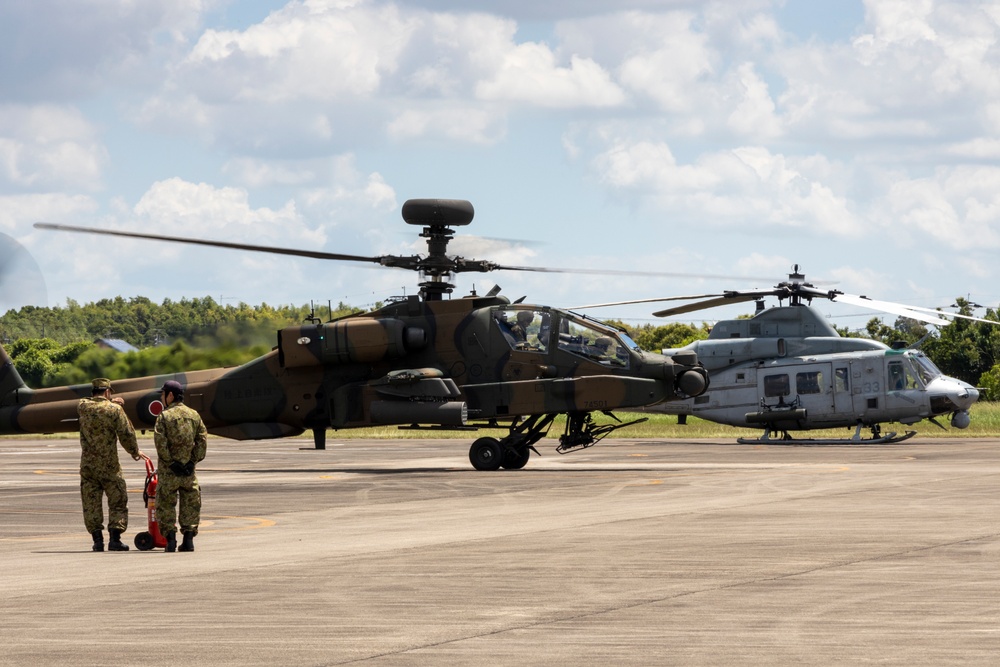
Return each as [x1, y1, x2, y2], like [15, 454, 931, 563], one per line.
[494, 264, 777, 280]
[35, 222, 785, 281]
[654, 292, 773, 317]
[880, 302, 1000, 326]
[831, 294, 951, 326]
[34, 222, 387, 265]
[571, 293, 732, 310]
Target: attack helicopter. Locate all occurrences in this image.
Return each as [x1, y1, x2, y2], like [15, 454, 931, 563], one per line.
[575, 266, 985, 444]
[4, 199, 711, 470]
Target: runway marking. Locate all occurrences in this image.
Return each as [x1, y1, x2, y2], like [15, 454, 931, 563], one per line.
[199, 515, 276, 533]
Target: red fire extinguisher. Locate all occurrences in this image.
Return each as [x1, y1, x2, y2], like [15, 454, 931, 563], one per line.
[133, 457, 167, 550]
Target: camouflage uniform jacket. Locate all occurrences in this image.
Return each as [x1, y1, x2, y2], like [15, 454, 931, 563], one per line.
[154, 401, 208, 468]
[78, 397, 140, 476]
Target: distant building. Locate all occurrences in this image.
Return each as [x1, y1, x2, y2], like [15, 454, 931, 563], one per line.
[94, 338, 139, 353]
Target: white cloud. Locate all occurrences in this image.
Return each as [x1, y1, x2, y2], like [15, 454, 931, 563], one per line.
[0, 105, 106, 191]
[0, 193, 98, 235]
[874, 165, 1000, 251]
[132, 177, 319, 246]
[475, 49, 625, 108]
[387, 107, 507, 145]
[725, 63, 782, 139]
[593, 138, 862, 235]
[183, 2, 414, 102]
[0, 0, 208, 101]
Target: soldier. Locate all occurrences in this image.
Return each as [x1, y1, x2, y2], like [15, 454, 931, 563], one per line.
[78, 377, 148, 552]
[154, 380, 208, 552]
[509, 310, 534, 343]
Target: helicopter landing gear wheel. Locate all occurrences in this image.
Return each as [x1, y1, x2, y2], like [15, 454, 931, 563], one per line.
[501, 446, 530, 470]
[469, 437, 503, 471]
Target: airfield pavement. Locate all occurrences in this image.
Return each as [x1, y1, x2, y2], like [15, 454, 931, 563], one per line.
[1, 435, 999, 666]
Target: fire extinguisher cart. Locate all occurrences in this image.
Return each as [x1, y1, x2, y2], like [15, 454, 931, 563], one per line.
[134, 458, 167, 550]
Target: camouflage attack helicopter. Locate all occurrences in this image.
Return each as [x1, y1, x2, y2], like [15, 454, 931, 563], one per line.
[9, 199, 710, 470]
[575, 266, 985, 444]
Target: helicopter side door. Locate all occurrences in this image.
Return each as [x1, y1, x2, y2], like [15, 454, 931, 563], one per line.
[849, 356, 889, 423]
[882, 355, 925, 421]
[759, 362, 842, 427]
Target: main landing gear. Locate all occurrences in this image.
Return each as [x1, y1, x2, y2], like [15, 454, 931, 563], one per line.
[736, 421, 917, 445]
[468, 411, 648, 471]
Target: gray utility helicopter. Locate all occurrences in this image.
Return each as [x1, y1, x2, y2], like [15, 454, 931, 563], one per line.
[575, 267, 984, 444]
[30, 199, 711, 470]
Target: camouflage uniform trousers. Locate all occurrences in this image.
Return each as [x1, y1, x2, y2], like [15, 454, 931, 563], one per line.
[80, 469, 129, 533]
[155, 469, 201, 536]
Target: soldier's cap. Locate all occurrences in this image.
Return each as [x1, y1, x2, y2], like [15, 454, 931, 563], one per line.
[92, 378, 113, 392]
[160, 380, 184, 397]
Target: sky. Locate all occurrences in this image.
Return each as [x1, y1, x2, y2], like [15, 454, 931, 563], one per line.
[2, 0, 1000, 332]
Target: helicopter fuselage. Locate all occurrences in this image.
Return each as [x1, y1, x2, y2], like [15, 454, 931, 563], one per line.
[650, 305, 979, 436]
[0, 293, 709, 443]
[655, 346, 979, 432]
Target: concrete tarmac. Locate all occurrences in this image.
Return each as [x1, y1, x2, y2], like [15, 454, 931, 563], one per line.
[2, 435, 999, 666]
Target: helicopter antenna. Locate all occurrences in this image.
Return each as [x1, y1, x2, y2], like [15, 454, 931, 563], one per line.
[306, 301, 321, 325]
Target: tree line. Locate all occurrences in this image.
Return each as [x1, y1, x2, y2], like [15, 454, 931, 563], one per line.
[2, 296, 998, 399]
[0, 296, 360, 387]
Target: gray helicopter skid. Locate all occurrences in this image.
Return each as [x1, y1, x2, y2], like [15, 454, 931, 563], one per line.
[737, 430, 917, 445]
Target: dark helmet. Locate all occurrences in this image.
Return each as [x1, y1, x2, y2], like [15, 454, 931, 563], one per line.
[160, 380, 184, 398]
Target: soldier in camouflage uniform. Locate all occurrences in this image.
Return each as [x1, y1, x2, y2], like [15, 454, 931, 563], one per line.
[154, 380, 208, 552]
[78, 377, 148, 552]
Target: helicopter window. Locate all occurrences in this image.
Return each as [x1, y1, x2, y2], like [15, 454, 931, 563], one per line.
[764, 374, 790, 397]
[795, 371, 823, 395]
[557, 316, 630, 368]
[618, 332, 640, 351]
[494, 308, 548, 352]
[835, 367, 849, 392]
[888, 360, 920, 390]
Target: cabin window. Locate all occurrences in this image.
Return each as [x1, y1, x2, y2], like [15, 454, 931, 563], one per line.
[887, 360, 918, 390]
[796, 371, 823, 395]
[764, 374, 790, 397]
[835, 367, 849, 392]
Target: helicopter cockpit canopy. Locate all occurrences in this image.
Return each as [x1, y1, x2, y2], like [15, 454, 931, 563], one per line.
[491, 308, 637, 368]
[557, 313, 636, 368]
[888, 350, 944, 390]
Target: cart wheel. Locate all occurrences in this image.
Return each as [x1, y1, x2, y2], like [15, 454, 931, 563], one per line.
[134, 531, 154, 551]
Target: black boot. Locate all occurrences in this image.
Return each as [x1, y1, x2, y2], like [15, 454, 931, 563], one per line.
[91, 529, 104, 552]
[165, 532, 176, 552]
[108, 528, 129, 551]
[179, 531, 195, 552]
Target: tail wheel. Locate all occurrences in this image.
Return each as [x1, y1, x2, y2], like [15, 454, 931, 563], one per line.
[469, 437, 503, 471]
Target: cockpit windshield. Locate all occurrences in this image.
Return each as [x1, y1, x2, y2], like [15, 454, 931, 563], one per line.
[556, 314, 631, 368]
[910, 351, 943, 384]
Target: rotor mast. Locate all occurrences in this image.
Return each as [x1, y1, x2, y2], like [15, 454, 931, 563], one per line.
[401, 199, 476, 301]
